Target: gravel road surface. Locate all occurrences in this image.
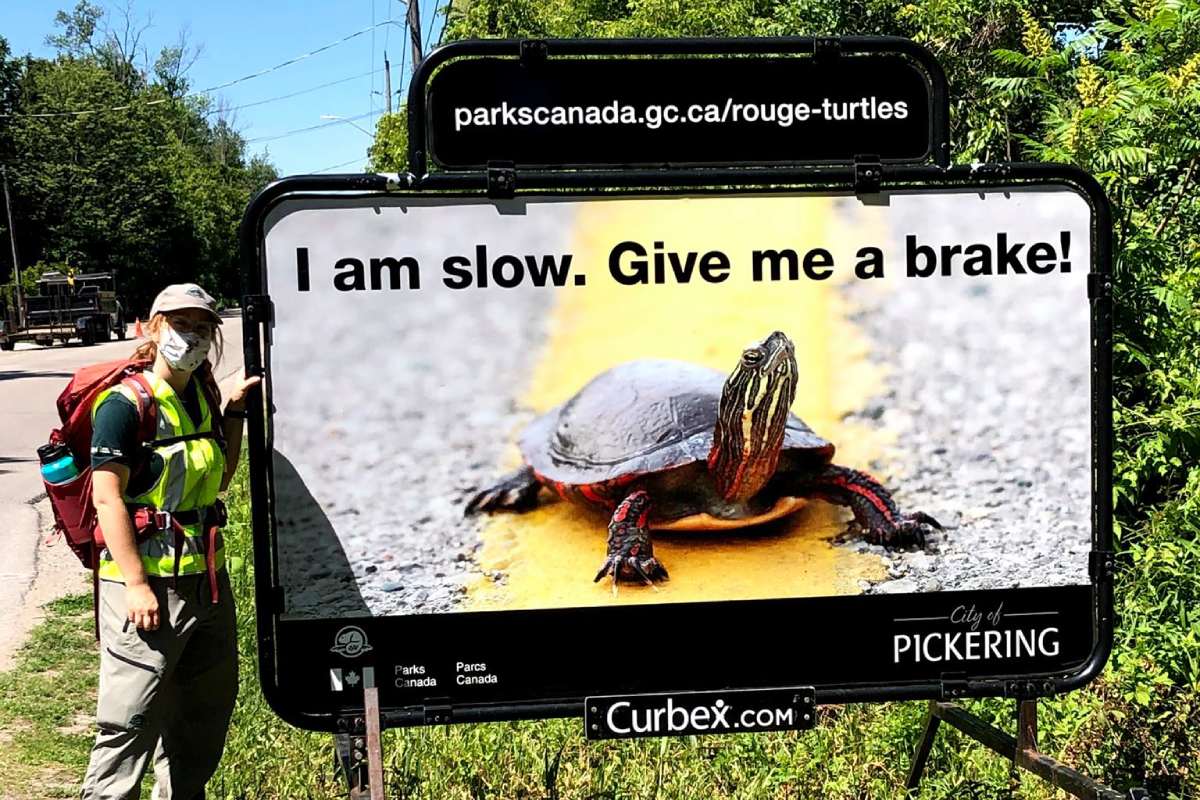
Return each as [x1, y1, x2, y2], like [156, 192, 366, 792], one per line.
[267, 199, 575, 618]
[835, 189, 1094, 592]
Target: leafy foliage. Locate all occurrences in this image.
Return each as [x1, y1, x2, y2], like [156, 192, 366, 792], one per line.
[367, 110, 410, 173]
[437, 0, 1200, 795]
[0, 5, 276, 315]
[980, 17, 1200, 789]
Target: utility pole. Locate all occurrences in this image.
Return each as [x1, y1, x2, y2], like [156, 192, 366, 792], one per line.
[406, 0, 423, 75]
[384, 51, 393, 114]
[1, 164, 22, 329]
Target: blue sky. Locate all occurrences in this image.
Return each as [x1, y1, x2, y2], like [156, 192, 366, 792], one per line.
[4, 1, 446, 176]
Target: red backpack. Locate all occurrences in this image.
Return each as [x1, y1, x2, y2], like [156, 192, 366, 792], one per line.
[44, 359, 227, 634]
[42, 358, 158, 570]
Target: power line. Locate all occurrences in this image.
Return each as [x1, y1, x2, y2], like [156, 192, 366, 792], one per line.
[201, 68, 383, 118]
[382, 0, 392, 112]
[1, 20, 403, 119]
[399, 14, 409, 80]
[425, 0, 438, 57]
[313, 156, 368, 173]
[371, 0, 377, 118]
[245, 110, 379, 144]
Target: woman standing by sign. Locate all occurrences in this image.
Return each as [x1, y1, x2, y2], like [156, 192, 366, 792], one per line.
[80, 284, 258, 800]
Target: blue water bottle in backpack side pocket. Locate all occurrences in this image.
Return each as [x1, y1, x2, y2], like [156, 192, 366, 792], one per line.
[38, 443, 80, 485]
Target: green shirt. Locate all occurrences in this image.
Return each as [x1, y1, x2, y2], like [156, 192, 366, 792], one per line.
[90, 378, 204, 496]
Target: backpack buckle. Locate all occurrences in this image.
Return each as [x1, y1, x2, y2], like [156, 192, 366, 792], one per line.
[154, 510, 173, 531]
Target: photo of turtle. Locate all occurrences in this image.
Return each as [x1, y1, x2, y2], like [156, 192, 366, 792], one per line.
[263, 188, 1093, 619]
[466, 330, 941, 591]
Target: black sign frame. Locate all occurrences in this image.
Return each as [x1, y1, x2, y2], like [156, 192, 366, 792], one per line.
[239, 163, 1112, 733]
[407, 37, 952, 174]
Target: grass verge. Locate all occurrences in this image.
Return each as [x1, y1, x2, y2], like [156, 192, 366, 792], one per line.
[1, 466, 1194, 799]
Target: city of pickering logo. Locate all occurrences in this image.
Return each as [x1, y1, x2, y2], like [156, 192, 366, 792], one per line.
[892, 603, 1062, 663]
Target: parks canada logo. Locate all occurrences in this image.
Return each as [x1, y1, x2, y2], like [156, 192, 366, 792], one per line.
[330, 626, 373, 658]
[892, 603, 1061, 664]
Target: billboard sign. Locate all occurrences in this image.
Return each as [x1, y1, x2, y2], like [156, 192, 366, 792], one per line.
[240, 166, 1112, 731]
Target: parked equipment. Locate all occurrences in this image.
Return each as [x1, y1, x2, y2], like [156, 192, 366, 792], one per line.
[0, 271, 125, 350]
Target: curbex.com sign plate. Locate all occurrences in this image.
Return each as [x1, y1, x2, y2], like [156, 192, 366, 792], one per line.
[242, 168, 1111, 730]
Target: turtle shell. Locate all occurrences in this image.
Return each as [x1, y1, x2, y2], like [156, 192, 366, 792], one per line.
[520, 359, 834, 486]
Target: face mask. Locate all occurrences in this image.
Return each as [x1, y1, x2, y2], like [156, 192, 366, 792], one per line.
[158, 324, 211, 372]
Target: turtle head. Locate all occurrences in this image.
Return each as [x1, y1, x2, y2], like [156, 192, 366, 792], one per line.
[708, 331, 798, 503]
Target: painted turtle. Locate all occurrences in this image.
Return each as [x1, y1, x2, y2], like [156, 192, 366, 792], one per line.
[467, 331, 940, 588]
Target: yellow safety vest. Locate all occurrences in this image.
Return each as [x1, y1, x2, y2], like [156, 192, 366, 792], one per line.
[91, 370, 226, 582]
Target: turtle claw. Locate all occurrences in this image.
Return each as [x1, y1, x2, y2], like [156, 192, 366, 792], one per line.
[592, 553, 669, 593]
[465, 467, 541, 515]
[869, 511, 943, 550]
[910, 511, 943, 530]
[595, 490, 668, 592]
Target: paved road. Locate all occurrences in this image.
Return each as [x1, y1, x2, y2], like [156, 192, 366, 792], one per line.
[0, 315, 244, 666]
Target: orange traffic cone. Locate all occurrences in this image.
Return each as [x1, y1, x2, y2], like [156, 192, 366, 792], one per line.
[134, 318, 143, 338]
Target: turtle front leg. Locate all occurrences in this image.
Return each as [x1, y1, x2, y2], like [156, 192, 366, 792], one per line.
[795, 465, 942, 548]
[593, 490, 669, 592]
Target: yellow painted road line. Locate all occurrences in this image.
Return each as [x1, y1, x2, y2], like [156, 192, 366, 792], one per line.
[469, 195, 889, 610]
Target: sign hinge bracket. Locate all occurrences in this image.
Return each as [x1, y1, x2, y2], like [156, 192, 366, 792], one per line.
[519, 39, 548, 66]
[1087, 273, 1112, 299]
[1089, 549, 1117, 581]
[1004, 678, 1057, 699]
[813, 36, 841, 62]
[487, 161, 517, 199]
[243, 293, 273, 325]
[423, 700, 453, 725]
[939, 674, 970, 700]
[853, 155, 884, 195]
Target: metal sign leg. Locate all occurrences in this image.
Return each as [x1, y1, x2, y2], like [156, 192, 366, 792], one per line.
[335, 731, 367, 797]
[905, 701, 941, 792]
[337, 682, 387, 800]
[363, 685, 385, 800]
[906, 699, 1143, 800]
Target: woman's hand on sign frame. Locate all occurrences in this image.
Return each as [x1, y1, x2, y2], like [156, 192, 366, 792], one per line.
[224, 370, 262, 412]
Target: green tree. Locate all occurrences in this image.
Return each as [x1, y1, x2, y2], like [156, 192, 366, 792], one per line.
[0, 36, 25, 289]
[367, 110, 409, 172]
[429, 1, 1200, 794]
[3, 5, 277, 314]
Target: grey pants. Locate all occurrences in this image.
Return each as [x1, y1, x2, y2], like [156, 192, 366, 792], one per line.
[80, 571, 238, 800]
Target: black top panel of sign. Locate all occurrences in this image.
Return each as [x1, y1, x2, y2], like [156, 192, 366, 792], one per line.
[425, 54, 938, 169]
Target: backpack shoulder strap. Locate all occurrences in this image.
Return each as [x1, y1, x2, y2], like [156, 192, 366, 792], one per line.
[120, 373, 159, 468]
[122, 372, 222, 451]
[194, 364, 227, 454]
